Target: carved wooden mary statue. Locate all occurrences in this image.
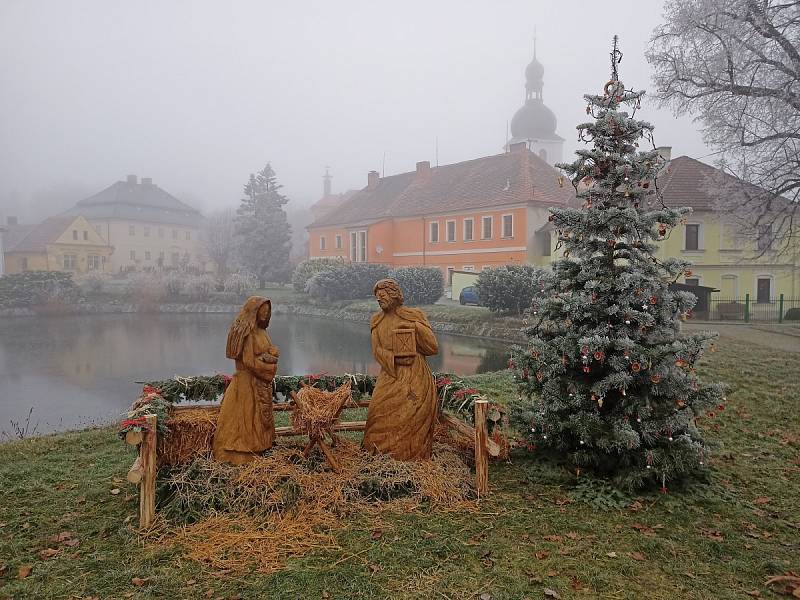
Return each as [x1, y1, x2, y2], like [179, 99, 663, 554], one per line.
[363, 278, 439, 460]
[213, 296, 279, 464]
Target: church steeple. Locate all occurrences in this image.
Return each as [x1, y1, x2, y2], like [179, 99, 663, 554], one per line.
[525, 36, 545, 101]
[322, 166, 332, 197]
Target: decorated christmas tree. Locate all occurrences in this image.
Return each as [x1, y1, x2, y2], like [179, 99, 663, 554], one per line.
[511, 37, 726, 491]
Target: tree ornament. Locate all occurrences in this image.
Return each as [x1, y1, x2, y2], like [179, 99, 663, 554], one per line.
[631, 362, 641, 373]
[593, 350, 605, 361]
[658, 223, 667, 237]
[649, 295, 657, 305]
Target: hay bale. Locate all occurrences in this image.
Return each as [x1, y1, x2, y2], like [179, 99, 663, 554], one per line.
[159, 407, 219, 467]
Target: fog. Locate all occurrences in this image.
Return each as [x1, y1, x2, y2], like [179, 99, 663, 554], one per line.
[0, 0, 709, 221]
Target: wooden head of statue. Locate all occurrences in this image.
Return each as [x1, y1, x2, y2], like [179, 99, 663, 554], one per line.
[226, 296, 272, 360]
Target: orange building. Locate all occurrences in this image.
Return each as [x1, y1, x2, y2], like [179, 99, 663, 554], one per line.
[306, 143, 574, 281]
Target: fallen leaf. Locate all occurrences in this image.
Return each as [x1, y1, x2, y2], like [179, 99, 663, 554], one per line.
[110, 488, 121, 496]
[606, 551, 618, 558]
[570, 576, 586, 591]
[17, 565, 33, 579]
[322, 592, 330, 599]
[186, 579, 196, 585]
[629, 500, 643, 512]
[684, 572, 696, 579]
[0, 563, 6, 577]
[535, 551, 549, 560]
[565, 532, 580, 540]
[630, 552, 646, 561]
[63, 539, 80, 547]
[370, 529, 382, 541]
[745, 591, 761, 597]
[547, 570, 559, 577]
[543, 588, 562, 599]
[543, 535, 562, 542]
[421, 531, 435, 539]
[39, 548, 60, 559]
[131, 577, 150, 587]
[205, 590, 214, 599]
[479, 593, 492, 600]
[700, 528, 725, 542]
[368, 564, 380, 574]
[753, 497, 772, 505]
[123, 594, 135, 599]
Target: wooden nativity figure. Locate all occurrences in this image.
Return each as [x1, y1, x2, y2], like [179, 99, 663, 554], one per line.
[363, 278, 439, 460]
[212, 296, 279, 464]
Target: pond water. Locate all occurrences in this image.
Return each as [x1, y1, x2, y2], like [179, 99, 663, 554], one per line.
[0, 313, 510, 437]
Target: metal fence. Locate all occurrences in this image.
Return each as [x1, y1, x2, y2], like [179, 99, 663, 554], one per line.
[699, 295, 800, 323]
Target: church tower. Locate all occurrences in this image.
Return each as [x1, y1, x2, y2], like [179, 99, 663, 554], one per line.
[505, 41, 564, 165]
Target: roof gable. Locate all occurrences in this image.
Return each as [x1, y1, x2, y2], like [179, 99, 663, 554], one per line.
[7, 217, 76, 253]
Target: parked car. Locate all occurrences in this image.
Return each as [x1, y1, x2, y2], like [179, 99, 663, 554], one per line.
[459, 286, 480, 306]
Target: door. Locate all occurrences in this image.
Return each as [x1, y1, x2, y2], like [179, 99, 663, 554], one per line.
[756, 278, 771, 303]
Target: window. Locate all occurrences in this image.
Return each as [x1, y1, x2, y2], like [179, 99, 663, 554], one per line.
[502, 214, 514, 238]
[462, 265, 475, 272]
[335, 234, 342, 249]
[158, 227, 164, 239]
[463, 218, 474, 241]
[72, 230, 78, 240]
[185, 231, 191, 241]
[685, 224, 700, 250]
[129, 225, 135, 236]
[130, 250, 136, 261]
[83, 230, 88, 241]
[481, 216, 493, 239]
[320, 236, 327, 251]
[357, 230, 367, 262]
[20, 257, 28, 271]
[88, 255, 102, 270]
[429, 221, 439, 243]
[144, 226, 150, 237]
[481, 265, 492, 272]
[63, 254, 77, 269]
[145, 250, 151, 261]
[172, 229, 178, 240]
[685, 278, 699, 286]
[446, 220, 456, 242]
[350, 232, 357, 261]
[757, 225, 773, 251]
[757, 277, 772, 303]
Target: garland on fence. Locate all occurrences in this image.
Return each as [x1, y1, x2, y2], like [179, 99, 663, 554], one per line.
[119, 372, 506, 441]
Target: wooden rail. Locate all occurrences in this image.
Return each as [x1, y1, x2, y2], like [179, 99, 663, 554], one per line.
[127, 400, 493, 527]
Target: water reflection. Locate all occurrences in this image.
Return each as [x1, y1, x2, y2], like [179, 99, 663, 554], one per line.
[0, 313, 508, 436]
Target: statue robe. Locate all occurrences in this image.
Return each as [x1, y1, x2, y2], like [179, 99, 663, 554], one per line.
[212, 328, 276, 464]
[363, 307, 439, 460]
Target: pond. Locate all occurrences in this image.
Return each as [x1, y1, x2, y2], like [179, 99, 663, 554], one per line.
[0, 313, 510, 437]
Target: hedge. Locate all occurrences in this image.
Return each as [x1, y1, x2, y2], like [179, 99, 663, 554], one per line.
[307, 263, 391, 302]
[474, 265, 547, 315]
[388, 266, 444, 305]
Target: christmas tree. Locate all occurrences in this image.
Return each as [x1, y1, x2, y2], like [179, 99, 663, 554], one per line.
[511, 37, 726, 491]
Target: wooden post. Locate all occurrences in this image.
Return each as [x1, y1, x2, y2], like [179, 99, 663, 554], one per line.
[139, 414, 157, 529]
[474, 400, 489, 497]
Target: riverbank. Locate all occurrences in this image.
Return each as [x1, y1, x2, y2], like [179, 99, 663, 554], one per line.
[1, 338, 798, 599]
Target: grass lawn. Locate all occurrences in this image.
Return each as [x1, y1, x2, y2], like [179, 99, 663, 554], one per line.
[1, 332, 798, 599]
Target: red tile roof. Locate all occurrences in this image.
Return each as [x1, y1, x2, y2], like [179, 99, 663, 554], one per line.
[308, 149, 573, 228]
[6, 217, 77, 253]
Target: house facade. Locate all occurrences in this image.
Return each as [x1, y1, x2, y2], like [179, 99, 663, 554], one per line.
[306, 144, 573, 281]
[61, 175, 207, 273]
[2, 215, 114, 275]
[654, 155, 799, 302]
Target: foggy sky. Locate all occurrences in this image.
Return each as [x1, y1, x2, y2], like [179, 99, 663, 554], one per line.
[0, 0, 710, 221]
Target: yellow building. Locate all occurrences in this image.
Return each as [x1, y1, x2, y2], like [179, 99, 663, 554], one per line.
[656, 156, 799, 303]
[61, 175, 207, 273]
[2, 215, 113, 275]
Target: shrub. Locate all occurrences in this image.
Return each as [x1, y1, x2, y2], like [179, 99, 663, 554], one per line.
[125, 271, 167, 304]
[164, 271, 185, 298]
[184, 274, 216, 301]
[474, 265, 547, 315]
[223, 272, 259, 296]
[208, 291, 242, 304]
[388, 266, 444, 305]
[75, 272, 107, 295]
[307, 263, 391, 302]
[0, 271, 78, 307]
[292, 257, 345, 293]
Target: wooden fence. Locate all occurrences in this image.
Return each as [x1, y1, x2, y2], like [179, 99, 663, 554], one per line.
[125, 400, 497, 528]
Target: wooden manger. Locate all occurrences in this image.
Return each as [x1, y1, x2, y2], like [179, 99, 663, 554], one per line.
[125, 398, 498, 528]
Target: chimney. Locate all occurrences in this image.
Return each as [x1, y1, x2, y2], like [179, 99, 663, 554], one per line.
[126, 174, 138, 185]
[367, 170, 380, 190]
[416, 161, 431, 175]
[656, 146, 672, 163]
[322, 168, 332, 197]
[7, 216, 18, 226]
[141, 177, 153, 185]
[510, 141, 527, 153]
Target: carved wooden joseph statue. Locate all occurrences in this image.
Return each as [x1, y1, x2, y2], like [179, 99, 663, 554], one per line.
[213, 296, 279, 464]
[363, 278, 440, 460]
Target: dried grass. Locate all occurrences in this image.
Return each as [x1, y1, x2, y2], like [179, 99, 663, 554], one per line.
[157, 438, 476, 574]
[291, 382, 351, 440]
[158, 407, 218, 467]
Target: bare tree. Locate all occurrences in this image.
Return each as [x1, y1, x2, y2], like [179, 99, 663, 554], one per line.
[648, 0, 799, 254]
[202, 208, 237, 278]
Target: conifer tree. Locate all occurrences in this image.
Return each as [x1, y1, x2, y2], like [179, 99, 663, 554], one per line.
[234, 163, 292, 284]
[511, 38, 726, 491]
